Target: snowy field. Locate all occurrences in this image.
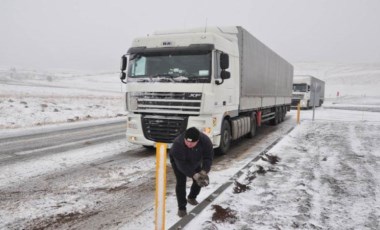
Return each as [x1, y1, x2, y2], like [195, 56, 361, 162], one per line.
[1, 64, 380, 229]
[0, 68, 125, 129]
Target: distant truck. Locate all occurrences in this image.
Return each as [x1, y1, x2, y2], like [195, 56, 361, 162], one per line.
[120, 26, 293, 154]
[291, 75, 325, 109]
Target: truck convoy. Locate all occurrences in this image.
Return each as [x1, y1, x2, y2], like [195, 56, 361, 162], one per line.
[291, 75, 325, 109]
[120, 26, 293, 154]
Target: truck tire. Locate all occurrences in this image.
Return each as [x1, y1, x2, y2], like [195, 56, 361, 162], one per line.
[216, 120, 231, 155]
[281, 107, 285, 122]
[279, 107, 283, 123]
[282, 106, 287, 121]
[270, 108, 279, 126]
[247, 113, 257, 138]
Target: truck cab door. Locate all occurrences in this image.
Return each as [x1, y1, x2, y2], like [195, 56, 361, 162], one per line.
[213, 51, 236, 112]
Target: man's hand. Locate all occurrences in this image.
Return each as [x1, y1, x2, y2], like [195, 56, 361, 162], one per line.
[193, 170, 209, 187]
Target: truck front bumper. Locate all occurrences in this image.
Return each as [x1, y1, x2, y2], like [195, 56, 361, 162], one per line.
[126, 113, 220, 148]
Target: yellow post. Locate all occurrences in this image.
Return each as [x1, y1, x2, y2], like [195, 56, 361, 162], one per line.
[155, 143, 167, 230]
[297, 103, 301, 124]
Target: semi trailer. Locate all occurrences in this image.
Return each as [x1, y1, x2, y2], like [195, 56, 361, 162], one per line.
[120, 26, 293, 154]
[292, 75, 325, 109]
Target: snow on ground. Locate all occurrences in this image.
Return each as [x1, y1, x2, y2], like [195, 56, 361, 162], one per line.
[0, 139, 130, 224]
[1, 65, 380, 229]
[0, 67, 125, 129]
[184, 108, 380, 230]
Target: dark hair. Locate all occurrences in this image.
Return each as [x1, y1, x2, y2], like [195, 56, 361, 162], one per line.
[184, 127, 200, 142]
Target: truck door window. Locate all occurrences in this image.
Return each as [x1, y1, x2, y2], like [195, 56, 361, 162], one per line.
[215, 51, 222, 80]
[130, 56, 146, 76]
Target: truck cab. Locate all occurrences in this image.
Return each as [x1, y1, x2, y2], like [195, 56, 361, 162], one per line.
[120, 27, 239, 150]
[120, 26, 293, 154]
[292, 75, 325, 109]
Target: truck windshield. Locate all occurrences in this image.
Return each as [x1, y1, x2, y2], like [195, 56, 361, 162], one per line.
[127, 51, 211, 83]
[293, 84, 307, 92]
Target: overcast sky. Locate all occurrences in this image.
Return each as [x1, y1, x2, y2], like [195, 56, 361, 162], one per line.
[1, 0, 380, 71]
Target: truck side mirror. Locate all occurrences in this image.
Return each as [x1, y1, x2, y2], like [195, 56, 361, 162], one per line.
[120, 72, 126, 83]
[221, 70, 230, 80]
[120, 55, 127, 83]
[216, 70, 230, 85]
[120, 56, 127, 71]
[308, 85, 311, 92]
[220, 53, 229, 70]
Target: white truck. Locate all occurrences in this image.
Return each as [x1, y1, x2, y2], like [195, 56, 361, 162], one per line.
[120, 26, 293, 154]
[291, 75, 325, 109]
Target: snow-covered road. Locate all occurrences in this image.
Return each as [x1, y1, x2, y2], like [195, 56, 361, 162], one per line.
[0, 112, 295, 229]
[0, 120, 125, 160]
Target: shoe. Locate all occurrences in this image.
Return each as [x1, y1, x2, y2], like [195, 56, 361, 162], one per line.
[187, 198, 199, 205]
[177, 209, 187, 217]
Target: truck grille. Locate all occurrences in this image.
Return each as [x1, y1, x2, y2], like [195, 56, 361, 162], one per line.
[291, 99, 301, 106]
[142, 115, 188, 143]
[292, 94, 304, 99]
[130, 92, 202, 115]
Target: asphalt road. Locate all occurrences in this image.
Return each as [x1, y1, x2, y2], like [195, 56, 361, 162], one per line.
[0, 120, 126, 165]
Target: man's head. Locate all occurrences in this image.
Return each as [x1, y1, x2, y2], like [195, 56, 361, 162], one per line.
[184, 127, 200, 148]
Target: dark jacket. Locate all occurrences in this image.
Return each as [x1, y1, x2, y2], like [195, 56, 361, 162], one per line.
[169, 132, 214, 178]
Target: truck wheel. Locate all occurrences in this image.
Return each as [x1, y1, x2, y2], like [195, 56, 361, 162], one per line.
[247, 113, 257, 138]
[270, 108, 279, 126]
[278, 107, 283, 123]
[216, 120, 231, 155]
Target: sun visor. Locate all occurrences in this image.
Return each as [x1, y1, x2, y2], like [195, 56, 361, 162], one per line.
[127, 44, 214, 54]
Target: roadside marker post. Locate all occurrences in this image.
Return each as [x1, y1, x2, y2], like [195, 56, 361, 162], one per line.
[155, 143, 167, 230]
[297, 103, 301, 124]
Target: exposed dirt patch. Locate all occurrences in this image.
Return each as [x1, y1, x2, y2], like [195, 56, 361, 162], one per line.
[233, 181, 250, 194]
[261, 154, 281, 164]
[256, 165, 267, 174]
[232, 154, 280, 194]
[211, 205, 238, 224]
[23, 211, 100, 230]
[93, 183, 129, 193]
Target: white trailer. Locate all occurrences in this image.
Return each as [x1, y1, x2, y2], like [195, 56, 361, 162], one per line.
[120, 26, 293, 154]
[292, 75, 325, 109]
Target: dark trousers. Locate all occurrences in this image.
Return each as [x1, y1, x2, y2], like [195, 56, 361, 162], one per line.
[171, 162, 201, 210]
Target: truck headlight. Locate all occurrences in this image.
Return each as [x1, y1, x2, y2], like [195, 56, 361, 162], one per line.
[130, 97, 138, 110]
[127, 122, 138, 129]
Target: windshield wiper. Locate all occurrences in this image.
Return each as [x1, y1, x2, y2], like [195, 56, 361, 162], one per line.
[173, 76, 189, 82]
[149, 73, 209, 83]
[136, 78, 150, 82]
[151, 73, 184, 82]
